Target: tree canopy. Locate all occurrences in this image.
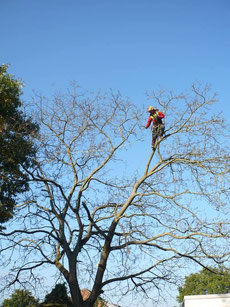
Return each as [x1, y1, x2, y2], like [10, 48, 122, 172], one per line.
[177, 267, 230, 303]
[0, 83, 229, 307]
[0, 64, 38, 228]
[42, 283, 72, 306]
[2, 289, 39, 307]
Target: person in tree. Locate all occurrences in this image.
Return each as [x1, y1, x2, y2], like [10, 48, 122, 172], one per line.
[145, 106, 165, 148]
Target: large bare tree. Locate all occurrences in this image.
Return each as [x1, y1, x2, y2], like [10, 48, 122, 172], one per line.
[0, 84, 230, 307]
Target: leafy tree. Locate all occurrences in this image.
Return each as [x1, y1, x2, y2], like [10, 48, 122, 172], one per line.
[0, 64, 38, 228]
[42, 283, 72, 306]
[0, 84, 230, 307]
[177, 267, 230, 303]
[2, 289, 39, 307]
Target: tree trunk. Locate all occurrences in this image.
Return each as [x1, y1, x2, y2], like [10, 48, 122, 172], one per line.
[68, 256, 84, 307]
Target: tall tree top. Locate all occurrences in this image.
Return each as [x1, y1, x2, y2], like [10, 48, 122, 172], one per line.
[0, 64, 38, 228]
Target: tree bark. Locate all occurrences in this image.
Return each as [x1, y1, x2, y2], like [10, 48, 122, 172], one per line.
[68, 256, 84, 307]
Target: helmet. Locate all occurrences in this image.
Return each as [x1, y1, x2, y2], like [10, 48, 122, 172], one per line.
[147, 106, 157, 112]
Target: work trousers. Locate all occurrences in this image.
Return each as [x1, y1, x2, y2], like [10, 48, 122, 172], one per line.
[152, 124, 165, 147]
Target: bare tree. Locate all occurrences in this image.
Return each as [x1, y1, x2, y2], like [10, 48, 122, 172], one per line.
[0, 84, 230, 307]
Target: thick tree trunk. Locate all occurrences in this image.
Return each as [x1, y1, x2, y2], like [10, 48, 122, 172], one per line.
[68, 256, 84, 307]
[68, 222, 117, 307]
[67, 256, 98, 307]
[69, 280, 83, 307]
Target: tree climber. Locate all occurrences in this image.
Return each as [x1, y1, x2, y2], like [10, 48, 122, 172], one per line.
[145, 106, 165, 149]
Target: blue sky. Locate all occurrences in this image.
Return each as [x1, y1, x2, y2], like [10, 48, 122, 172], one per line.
[1, 1, 230, 306]
[1, 0, 230, 113]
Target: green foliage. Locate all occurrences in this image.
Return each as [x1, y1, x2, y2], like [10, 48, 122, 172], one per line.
[42, 283, 72, 306]
[0, 64, 38, 228]
[177, 267, 230, 303]
[2, 289, 39, 307]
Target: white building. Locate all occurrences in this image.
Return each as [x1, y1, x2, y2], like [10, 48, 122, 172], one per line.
[183, 293, 230, 307]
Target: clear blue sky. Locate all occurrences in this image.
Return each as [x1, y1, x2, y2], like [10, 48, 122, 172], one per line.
[1, 1, 230, 306]
[1, 0, 230, 112]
